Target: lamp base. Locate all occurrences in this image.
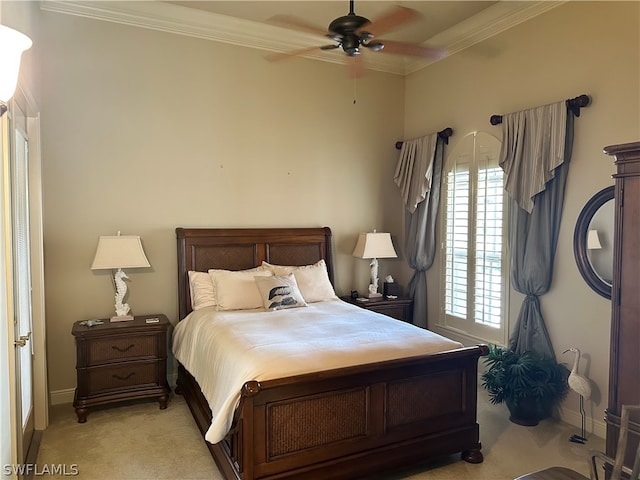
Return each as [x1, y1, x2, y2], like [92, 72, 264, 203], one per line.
[110, 314, 134, 322]
[367, 292, 383, 299]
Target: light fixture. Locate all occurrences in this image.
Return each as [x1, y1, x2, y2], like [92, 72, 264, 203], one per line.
[0, 24, 32, 116]
[587, 229, 602, 250]
[352, 230, 397, 298]
[91, 232, 151, 322]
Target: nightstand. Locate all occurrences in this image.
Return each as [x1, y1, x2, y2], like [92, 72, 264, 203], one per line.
[72, 314, 171, 423]
[341, 295, 414, 323]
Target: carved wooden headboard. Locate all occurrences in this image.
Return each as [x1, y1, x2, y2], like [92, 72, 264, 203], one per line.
[176, 227, 334, 319]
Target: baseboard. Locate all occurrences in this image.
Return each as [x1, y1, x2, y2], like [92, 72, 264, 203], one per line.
[559, 405, 606, 440]
[49, 388, 75, 405]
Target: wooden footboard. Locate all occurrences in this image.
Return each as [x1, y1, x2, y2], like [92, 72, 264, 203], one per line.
[177, 344, 487, 480]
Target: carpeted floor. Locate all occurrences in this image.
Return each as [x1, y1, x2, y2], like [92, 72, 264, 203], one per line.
[37, 389, 603, 479]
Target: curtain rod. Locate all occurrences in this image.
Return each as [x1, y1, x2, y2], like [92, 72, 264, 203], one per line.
[395, 127, 453, 150]
[489, 94, 591, 126]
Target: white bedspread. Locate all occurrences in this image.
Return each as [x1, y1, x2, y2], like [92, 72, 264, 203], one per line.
[172, 299, 462, 444]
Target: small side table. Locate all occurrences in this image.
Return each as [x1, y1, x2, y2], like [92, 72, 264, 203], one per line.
[72, 314, 170, 423]
[340, 295, 414, 323]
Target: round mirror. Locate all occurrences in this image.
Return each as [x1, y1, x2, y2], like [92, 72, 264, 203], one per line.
[573, 186, 614, 299]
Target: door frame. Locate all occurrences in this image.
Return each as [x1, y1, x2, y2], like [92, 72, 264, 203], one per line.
[22, 88, 47, 432]
[2, 83, 46, 470]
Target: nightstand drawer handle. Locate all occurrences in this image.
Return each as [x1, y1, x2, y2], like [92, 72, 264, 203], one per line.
[112, 344, 135, 353]
[112, 372, 135, 381]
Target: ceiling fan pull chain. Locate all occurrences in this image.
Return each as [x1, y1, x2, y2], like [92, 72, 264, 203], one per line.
[353, 76, 357, 104]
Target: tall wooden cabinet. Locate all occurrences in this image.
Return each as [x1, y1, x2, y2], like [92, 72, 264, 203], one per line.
[603, 141, 640, 468]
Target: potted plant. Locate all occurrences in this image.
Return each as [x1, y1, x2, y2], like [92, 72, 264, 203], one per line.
[481, 345, 570, 426]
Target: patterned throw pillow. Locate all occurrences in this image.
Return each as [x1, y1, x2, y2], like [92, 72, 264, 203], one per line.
[254, 274, 308, 311]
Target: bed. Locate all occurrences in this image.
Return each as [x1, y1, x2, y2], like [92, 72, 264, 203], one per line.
[174, 226, 488, 480]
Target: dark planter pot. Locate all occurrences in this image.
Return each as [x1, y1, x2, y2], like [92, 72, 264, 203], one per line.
[506, 397, 552, 427]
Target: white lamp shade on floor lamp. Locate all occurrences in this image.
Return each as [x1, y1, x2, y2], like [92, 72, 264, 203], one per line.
[0, 24, 32, 105]
[352, 231, 397, 298]
[91, 234, 151, 322]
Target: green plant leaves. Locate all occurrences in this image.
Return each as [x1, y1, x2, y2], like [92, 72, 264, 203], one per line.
[481, 345, 569, 408]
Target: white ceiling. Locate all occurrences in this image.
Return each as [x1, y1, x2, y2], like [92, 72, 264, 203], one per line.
[41, 1, 565, 75]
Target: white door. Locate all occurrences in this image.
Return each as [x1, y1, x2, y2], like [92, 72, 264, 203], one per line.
[10, 96, 34, 462]
[0, 102, 17, 476]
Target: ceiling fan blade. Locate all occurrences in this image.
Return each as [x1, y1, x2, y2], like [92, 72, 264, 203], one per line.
[265, 46, 328, 62]
[359, 6, 422, 37]
[376, 40, 447, 60]
[267, 14, 328, 37]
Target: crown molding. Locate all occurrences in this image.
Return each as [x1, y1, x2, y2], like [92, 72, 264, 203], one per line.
[40, 1, 564, 76]
[405, 1, 567, 74]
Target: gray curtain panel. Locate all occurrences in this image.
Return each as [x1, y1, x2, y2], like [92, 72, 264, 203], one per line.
[499, 102, 568, 214]
[394, 133, 444, 328]
[500, 103, 574, 359]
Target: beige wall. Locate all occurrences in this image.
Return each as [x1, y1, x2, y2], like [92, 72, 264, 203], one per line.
[405, 1, 639, 433]
[39, 11, 405, 395]
[38, 1, 640, 434]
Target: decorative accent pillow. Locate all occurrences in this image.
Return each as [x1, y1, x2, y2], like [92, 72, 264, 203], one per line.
[262, 259, 338, 303]
[188, 271, 216, 310]
[213, 269, 273, 311]
[208, 266, 267, 307]
[254, 274, 307, 311]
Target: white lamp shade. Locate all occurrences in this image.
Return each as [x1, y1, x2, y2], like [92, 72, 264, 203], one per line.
[587, 229, 602, 250]
[0, 25, 32, 103]
[91, 235, 151, 270]
[352, 232, 397, 259]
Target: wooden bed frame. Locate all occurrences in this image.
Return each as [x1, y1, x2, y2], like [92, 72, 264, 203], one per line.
[175, 227, 488, 480]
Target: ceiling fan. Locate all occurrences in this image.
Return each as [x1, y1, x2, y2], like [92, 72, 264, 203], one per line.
[267, 0, 445, 76]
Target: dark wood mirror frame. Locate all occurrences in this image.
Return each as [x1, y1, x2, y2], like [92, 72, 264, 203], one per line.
[573, 185, 614, 299]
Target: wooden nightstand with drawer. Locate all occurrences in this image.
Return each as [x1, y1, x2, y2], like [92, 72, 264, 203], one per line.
[340, 295, 414, 323]
[72, 314, 170, 423]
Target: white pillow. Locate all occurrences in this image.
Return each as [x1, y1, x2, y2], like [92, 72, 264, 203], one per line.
[254, 274, 307, 311]
[208, 265, 267, 307]
[261, 259, 338, 303]
[213, 269, 273, 311]
[188, 271, 216, 310]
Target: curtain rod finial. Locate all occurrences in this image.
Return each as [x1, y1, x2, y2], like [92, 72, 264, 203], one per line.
[567, 94, 591, 117]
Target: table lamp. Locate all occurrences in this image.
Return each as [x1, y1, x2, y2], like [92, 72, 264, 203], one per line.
[587, 229, 602, 250]
[91, 232, 151, 321]
[352, 230, 397, 298]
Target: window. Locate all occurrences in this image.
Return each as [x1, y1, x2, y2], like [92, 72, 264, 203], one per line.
[440, 132, 508, 345]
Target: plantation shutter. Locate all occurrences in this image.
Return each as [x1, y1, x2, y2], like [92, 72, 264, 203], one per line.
[475, 165, 504, 327]
[444, 164, 469, 318]
[444, 140, 504, 328]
